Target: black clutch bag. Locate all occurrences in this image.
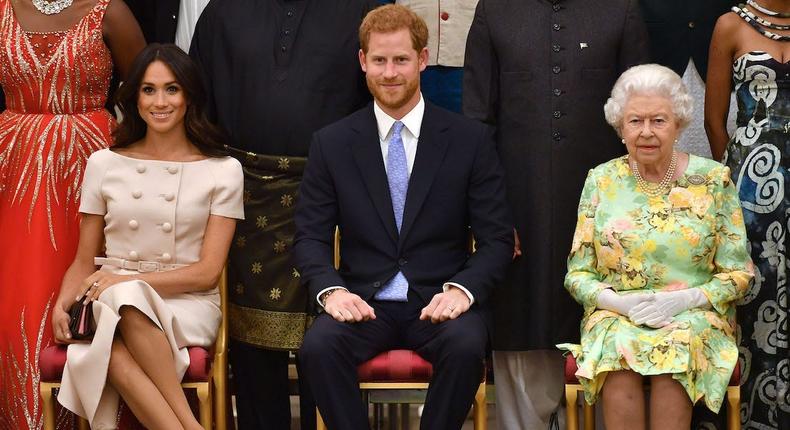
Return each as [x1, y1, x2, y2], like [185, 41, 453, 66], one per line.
[67, 296, 95, 340]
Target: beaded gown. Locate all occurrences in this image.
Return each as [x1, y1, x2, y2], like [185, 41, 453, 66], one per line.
[725, 51, 789, 429]
[0, 0, 115, 428]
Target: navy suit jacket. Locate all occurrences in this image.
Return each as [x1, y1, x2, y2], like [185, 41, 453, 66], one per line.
[293, 102, 513, 309]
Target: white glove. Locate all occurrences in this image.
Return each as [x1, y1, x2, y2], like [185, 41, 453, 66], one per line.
[596, 288, 655, 316]
[628, 288, 710, 328]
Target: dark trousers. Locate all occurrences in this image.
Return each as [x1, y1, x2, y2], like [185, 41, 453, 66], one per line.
[299, 293, 487, 430]
[230, 340, 316, 430]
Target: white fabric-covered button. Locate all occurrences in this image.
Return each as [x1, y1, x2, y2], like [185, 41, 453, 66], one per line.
[164, 192, 175, 201]
[129, 250, 139, 260]
[129, 220, 139, 230]
[162, 222, 173, 232]
[132, 190, 142, 199]
[161, 253, 172, 262]
[136, 164, 146, 173]
[167, 166, 179, 174]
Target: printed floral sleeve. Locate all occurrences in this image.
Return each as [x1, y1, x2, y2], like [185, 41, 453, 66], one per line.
[696, 166, 754, 315]
[565, 169, 607, 312]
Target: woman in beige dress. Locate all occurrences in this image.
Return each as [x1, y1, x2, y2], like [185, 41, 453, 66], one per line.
[50, 44, 243, 430]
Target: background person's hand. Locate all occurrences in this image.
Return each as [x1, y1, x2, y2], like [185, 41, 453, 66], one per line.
[323, 290, 376, 323]
[513, 228, 522, 260]
[420, 287, 471, 323]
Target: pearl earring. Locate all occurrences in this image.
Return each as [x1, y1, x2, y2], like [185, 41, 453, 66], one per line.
[621, 138, 626, 144]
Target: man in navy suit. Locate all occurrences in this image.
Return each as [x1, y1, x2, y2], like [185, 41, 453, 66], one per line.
[294, 4, 513, 429]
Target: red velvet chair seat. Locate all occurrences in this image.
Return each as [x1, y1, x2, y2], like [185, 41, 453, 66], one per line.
[39, 345, 212, 383]
[564, 355, 741, 386]
[357, 349, 433, 383]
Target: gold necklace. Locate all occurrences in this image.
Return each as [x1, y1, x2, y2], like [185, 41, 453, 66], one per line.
[629, 150, 677, 197]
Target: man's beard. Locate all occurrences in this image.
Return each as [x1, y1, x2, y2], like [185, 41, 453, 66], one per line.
[366, 76, 419, 112]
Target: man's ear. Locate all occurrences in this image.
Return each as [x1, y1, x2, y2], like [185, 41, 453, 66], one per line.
[418, 47, 428, 72]
[359, 49, 367, 73]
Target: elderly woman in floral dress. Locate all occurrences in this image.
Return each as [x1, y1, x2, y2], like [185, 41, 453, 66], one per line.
[558, 64, 754, 430]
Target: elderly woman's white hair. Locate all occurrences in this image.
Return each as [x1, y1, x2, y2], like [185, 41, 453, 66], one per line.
[604, 64, 693, 135]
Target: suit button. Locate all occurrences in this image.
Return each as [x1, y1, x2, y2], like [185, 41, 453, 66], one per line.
[688, 21, 695, 29]
[553, 131, 562, 141]
[161, 253, 171, 262]
[129, 250, 139, 260]
[553, 4, 561, 11]
[553, 23, 561, 31]
[552, 66, 561, 74]
[440, 11, 449, 20]
[132, 190, 142, 199]
[398, 258, 407, 266]
[167, 166, 179, 174]
[553, 111, 562, 119]
[136, 164, 146, 174]
[552, 44, 561, 52]
[286, 10, 294, 17]
[129, 219, 139, 230]
[164, 192, 175, 201]
[373, 281, 381, 288]
[553, 88, 562, 96]
[162, 222, 173, 233]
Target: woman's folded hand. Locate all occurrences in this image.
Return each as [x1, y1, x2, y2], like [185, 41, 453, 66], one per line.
[596, 288, 655, 316]
[628, 288, 711, 328]
[51, 303, 74, 344]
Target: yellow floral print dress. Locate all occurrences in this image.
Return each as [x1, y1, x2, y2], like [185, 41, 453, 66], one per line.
[557, 155, 753, 412]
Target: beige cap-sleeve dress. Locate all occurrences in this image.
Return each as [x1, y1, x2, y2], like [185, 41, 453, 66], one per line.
[57, 149, 244, 429]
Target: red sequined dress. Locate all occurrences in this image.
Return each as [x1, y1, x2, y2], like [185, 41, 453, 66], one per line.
[0, 0, 114, 428]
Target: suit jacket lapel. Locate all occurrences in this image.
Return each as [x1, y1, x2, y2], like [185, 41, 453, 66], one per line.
[351, 105, 399, 242]
[399, 104, 449, 247]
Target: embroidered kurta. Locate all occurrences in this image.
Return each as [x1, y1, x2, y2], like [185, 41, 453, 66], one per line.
[558, 155, 753, 412]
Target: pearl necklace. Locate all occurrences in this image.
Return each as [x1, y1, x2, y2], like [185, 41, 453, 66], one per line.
[629, 150, 677, 197]
[31, 0, 74, 15]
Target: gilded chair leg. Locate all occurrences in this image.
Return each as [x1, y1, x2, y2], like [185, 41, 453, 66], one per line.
[214, 378, 228, 430]
[196, 383, 212, 429]
[473, 381, 487, 429]
[727, 386, 741, 430]
[565, 385, 579, 430]
[39, 382, 56, 430]
[316, 409, 327, 430]
[582, 397, 595, 430]
[77, 417, 90, 430]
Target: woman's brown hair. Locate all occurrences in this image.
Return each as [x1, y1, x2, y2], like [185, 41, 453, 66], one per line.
[112, 43, 226, 157]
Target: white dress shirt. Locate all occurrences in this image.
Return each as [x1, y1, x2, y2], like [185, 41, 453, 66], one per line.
[317, 94, 474, 307]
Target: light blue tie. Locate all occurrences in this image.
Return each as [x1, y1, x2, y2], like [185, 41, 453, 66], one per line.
[375, 121, 409, 301]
